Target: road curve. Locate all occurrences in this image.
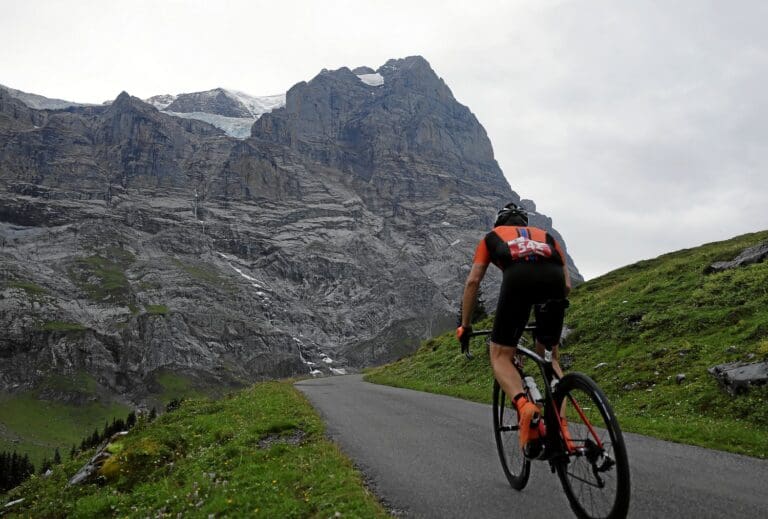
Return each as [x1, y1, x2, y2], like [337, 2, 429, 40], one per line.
[296, 375, 768, 518]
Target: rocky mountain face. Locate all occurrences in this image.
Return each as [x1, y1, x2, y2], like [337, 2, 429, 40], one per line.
[0, 56, 582, 406]
[145, 88, 286, 139]
[164, 88, 253, 118]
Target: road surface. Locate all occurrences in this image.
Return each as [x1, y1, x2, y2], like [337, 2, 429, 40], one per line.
[296, 375, 768, 518]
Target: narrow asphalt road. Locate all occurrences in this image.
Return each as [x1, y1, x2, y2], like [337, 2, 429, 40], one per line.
[296, 375, 768, 518]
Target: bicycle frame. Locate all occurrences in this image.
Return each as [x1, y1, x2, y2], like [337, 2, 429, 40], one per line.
[470, 326, 590, 462]
[471, 324, 631, 517]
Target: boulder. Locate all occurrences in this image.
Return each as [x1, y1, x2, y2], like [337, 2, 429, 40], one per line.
[708, 361, 768, 396]
[705, 241, 768, 273]
[68, 431, 128, 485]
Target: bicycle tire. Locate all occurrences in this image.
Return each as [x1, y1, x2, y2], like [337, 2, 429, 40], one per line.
[492, 380, 531, 490]
[554, 372, 630, 519]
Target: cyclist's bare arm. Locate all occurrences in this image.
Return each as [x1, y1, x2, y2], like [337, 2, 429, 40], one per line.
[461, 263, 489, 327]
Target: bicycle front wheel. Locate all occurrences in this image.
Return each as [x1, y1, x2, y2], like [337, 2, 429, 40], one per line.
[492, 380, 531, 490]
[554, 372, 630, 519]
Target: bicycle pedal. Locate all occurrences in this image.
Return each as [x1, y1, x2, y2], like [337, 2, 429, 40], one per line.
[523, 439, 545, 459]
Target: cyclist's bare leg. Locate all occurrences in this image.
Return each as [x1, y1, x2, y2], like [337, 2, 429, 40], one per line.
[490, 342, 524, 398]
[535, 340, 564, 379]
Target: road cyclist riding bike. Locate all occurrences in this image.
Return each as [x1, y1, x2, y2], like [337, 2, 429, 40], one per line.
[457, 202, 630, 518]
[458, 202, 572, 453]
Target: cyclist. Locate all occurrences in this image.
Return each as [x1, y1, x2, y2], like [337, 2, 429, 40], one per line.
[457, 202, 571, 453]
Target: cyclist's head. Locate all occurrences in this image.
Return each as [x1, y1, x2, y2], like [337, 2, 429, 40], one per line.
[494, 202, 529, 227]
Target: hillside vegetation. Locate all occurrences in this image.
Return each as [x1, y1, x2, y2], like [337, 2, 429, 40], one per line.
[2, 383, 387, 518]
[0, 370, 212, 468]
[366, 231, 768, 458]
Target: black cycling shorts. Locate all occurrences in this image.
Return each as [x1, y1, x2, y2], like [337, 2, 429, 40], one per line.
[491, 261, 567, 348]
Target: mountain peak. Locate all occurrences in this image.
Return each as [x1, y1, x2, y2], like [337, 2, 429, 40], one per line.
[108, 91, 153, 113]
[378, 55, 432, 75]
[164, 88, 252, 118]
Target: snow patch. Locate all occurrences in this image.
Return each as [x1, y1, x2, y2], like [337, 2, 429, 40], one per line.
[145, 94, 177, 110]
[217, 252, 269, 291]
[322, 356, 333, 364]
[225, 90, 286, 117]
[164, 111, 255, 138]
[357, 73, 384, 87]
[161, 89, 285, 138]
[330, 368, 347, 375]
[450, 239, 461, 247]
[310, 369, 323, 377]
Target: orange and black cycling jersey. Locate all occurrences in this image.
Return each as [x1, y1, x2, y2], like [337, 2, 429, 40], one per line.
[473, 225, 571, 285]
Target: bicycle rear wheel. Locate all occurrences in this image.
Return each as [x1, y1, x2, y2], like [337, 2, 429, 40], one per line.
[554, 372, 630, 519]
[492, 380, 531, 490]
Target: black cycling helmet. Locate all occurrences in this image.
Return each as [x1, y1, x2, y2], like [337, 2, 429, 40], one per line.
[494, 202, 529, 227]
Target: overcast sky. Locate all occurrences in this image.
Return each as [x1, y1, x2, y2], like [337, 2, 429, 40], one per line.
[2, 0, 766, 279]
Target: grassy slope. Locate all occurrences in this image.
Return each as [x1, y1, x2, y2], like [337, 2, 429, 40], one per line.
[0, 370, 213, 468]
[0, 372, 130, 467]
[366, 231, 768, 458]
[3, 382, 388, 518]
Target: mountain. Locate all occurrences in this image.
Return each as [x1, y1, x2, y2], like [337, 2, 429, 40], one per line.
[0, 84, 86, 110]
[366, 229, 768, 458]
[0, 56, 582, 416]
[148, 88, 286, 138]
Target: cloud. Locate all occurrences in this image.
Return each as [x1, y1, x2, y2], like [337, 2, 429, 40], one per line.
[1, 0, 766, 279]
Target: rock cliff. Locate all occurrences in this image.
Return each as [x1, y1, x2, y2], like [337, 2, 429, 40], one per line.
[0, 56, 582, 405]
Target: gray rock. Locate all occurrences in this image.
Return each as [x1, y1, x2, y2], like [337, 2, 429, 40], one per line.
[3, 498, 25, 510]
[594, 362, 609, 369]
[68, 431, 128, 485]
[708, 361, 768, 396]
[706, 241, 768, 273]
[164, 88, 252, 118]
[675, 373, 686, 384]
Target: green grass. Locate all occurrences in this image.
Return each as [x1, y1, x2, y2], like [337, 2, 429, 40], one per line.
[3, 383, 389, 518]
[39, 321, 87, 332]
[6, 280, 48, 297]
[367, 230, 768, 458]
[172, 258, 229, 287]
[67, 250, 135, 305]
[39, 372, 100, 395]
[144, 304, 169, 316]
[0, 392, 129, 467]
[152, 371, 205, 403]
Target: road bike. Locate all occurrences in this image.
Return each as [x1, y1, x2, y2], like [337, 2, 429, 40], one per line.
[467, 325, 631, 519]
